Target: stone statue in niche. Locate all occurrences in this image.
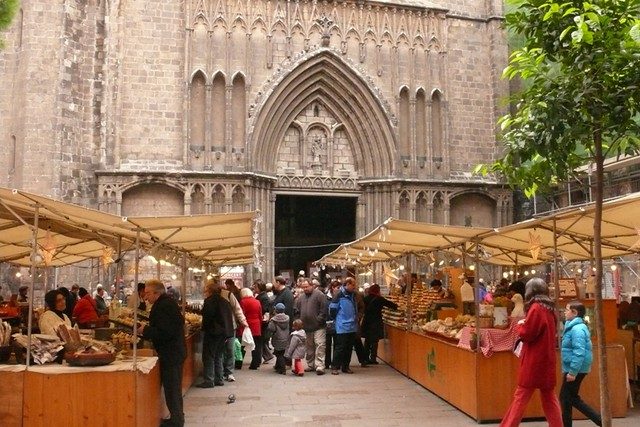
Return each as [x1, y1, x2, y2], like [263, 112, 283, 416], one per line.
[310, 135, 325, 164]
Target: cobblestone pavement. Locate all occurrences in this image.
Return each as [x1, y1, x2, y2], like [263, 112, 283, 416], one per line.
[184, 358, 639, 426]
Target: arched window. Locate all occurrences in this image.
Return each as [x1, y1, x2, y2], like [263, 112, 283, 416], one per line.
[431, 90, 443, 166]
[231, 74, 246, 152]
[399, 87, 410, 160]
[433, 192, 444, 224]
[191, 186, 205, 214]
[232, 186, 245, 212]
[416, 192, 428, 222]
[189, 71, 206, 155]
[212, 185, 226, 213]
[211, 73, 226, 151]
[399, 191, 410, 220]
[415, 89, 426, 162]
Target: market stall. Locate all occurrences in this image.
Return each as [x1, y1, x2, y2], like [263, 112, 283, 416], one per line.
[0, 187, 263, 426]
[317, 195, 640, 422]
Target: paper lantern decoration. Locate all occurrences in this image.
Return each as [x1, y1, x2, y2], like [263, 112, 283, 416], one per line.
[101, 247, 114, 266]
[41, 230, 57, 266]
[528, 231, 542, 262]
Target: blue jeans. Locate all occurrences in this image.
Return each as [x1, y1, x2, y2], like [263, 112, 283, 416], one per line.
[202, 335, 226, 383]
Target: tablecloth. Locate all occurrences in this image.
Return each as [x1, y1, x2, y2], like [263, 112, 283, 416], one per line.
[0, 356, 158, 374]
[457, 319, 520, 357]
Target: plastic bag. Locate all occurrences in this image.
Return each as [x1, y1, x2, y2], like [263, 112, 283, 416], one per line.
[241, 328, 255, 352]
[234, 338, 243, 362]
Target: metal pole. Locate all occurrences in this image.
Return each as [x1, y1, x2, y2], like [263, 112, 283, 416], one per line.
[181, 254, 187, 316]
[115, 237, 122, 301]
[26, 205, 40, 368]
[473, 241, 481, 354]
[133, 229, 140, 369]
[553, 218, 562, 348]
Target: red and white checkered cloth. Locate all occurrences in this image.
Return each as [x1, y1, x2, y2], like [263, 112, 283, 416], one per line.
[457, 319, 520, 357]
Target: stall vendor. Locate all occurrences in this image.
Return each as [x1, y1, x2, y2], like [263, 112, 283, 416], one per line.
[39, 289, 72, 336]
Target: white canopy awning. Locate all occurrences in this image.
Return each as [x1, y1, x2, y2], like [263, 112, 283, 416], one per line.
[316, 192, 640, 268]
[0, 187, 262, 268]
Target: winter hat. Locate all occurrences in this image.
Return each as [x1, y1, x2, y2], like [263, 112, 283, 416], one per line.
[275, 303, 286, 313]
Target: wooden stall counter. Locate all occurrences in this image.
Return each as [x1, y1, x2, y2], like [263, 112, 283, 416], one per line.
[182, 331, 202, 395]
[379, 326, 629, 423]
[0, 358, 161, 427]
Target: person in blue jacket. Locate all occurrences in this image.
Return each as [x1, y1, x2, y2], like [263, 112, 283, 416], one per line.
[560, 301, 602, 427]
[329, 277, 358, 375]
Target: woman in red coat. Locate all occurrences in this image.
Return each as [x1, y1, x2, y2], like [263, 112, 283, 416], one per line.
[501, 278, 562, 427]
[72, 287, 99, 327]
[238, 287, 263, 370]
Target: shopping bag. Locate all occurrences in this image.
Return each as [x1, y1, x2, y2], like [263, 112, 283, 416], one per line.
[241, 328, 255, 352]
[234, 338, 243, 362]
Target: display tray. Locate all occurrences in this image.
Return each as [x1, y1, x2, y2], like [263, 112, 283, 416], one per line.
[64, 351, 116, 367]
[412, 330, 459, 344]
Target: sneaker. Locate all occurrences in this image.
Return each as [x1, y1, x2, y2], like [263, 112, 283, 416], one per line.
[304, 367, 315, 372]
[214, 380, 225, 386]
[342, 368, 354, 374]
[368, 360, 379, 365]
[225, 374, 235, 382]
[195, 381, 214, 388]
[360, 362, 370, 368]
[331, 369, 339, 375]
[262, 357, 274, 364]
[316, 368, 325, 376]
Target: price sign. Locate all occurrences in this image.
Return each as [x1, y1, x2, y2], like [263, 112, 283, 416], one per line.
[558, 278, 578, 298]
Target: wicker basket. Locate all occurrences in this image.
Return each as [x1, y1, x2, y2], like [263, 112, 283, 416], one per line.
[478, 316, 494, 328]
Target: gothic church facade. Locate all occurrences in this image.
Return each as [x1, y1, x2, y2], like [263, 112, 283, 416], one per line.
[1, 0, 512, 275]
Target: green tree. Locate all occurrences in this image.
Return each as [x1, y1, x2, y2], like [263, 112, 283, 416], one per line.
[0, 0, 20, 49]
[479, 0, 640, 425]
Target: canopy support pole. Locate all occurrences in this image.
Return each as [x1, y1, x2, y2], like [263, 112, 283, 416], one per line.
[133, 229, 141, 371]
[553, 218, 562, 348]
[115, 237, 122, 301]
[181, 254, 187, 316]
[473, 240, 481, 355]
[26, 204, 40, 368]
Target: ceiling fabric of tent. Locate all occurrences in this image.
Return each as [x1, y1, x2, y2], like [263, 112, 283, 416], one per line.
[0, 187, 261, 268]
[317, 193, 640, 267]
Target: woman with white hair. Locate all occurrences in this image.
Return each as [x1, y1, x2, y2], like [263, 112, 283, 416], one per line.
[238, 287, 263, 369]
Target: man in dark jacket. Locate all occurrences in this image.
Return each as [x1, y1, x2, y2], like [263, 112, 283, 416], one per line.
[272, 276, 294, 326]
[198, 281, 235, 388]
[294, 278, 327, 375]
[139, 279, 186, 427]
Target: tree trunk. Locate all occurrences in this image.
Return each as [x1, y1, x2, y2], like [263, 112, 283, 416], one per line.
[593, 129, 611, 426]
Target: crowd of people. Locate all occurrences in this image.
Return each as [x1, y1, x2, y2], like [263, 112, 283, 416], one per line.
[21, 269, 604, 427]
[195, 272, 398, 386]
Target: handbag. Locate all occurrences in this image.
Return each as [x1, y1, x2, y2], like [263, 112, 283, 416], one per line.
[241, 327, 255, 352]
[513, 338, 523, 358]
[325, 320, 336, 335]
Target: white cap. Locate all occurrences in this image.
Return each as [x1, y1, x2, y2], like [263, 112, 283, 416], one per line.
[298, 270, 305, 276]
[363, 282, 371, 289]
[96, 284, 103, 289]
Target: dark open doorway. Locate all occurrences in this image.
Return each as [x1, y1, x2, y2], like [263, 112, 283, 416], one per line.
[274, 194, 356, 277]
